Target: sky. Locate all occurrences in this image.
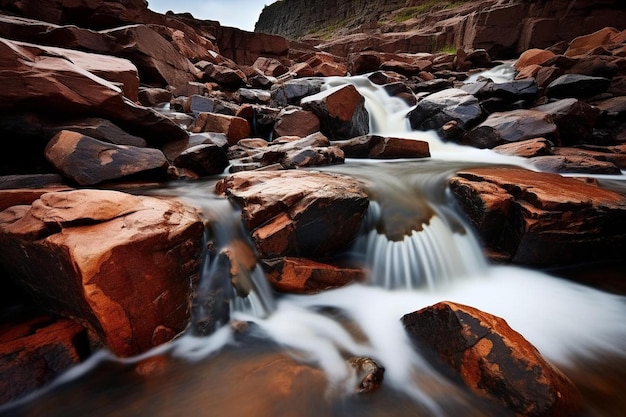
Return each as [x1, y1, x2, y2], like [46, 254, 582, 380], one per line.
[147, 0, 278, 31]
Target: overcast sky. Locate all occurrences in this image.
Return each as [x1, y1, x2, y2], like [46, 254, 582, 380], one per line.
[147, 0, 278, 31]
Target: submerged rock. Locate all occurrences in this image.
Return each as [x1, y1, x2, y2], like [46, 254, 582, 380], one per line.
[402, 301, 582, 417]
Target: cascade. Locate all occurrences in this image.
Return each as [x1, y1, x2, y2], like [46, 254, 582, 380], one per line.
[2, 76, 626, 417]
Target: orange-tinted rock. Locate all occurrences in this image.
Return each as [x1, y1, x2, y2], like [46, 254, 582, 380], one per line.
[449, 167, 626, 266]
[402, 301, 583, 417]
[262, 257, 366, 294]
[215, 170, 369, 259]
[564, 27, 620, 57]
[528, 154, 621, 175]
[191, 113, 251, 145]
[0, 189, 204, 357]
[493, 138, 552, 158]
[514, 48, 556, 71]
[273, 108, 320, 138]
[0, 315, 89, 405]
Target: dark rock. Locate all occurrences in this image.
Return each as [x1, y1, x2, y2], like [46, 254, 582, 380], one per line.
[545, 74, 611, 99]
[533, 99, 601, 145]
[462, 110, 557, 148]
[270, 77, 325, 107]
[528, 155, 621, 174]
[172, 144, 229, 176]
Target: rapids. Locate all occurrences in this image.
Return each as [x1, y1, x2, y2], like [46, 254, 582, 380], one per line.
[2, 74, 625, 417]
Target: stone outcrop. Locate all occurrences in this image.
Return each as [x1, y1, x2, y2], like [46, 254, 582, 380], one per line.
[0, 189, 204, 357]
[449, 167, 626, 266]
[402, 301, 582, 417]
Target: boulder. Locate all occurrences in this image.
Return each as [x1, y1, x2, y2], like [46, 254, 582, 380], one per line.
[301, 84, 369, 140]
[215, 170, 369, 259]
[270, 78, 325, 107]
[533, 99, 601, 145]
[273, 108, 320, 138]
[402, 301, 582, 417]
[0, 189, 204, 357]
[545, 74, 611, 99]
[493, 138, 553, 158]
[514, 48, 556, 71]
[462, 110, 557, 148]
[261, 257, 366, 294]
[564, 27, 621, 57]
[45, 130, 169, 186]
[333, 135, 430, 159]
[172, 144, 229, 177]
[0, 315, 89, 405]
[528, 154, 621, 175]
[190, 113, 251, 145]
[449, 167, 626, 266]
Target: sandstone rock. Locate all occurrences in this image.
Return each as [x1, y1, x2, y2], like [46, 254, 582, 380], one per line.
[533, 99, 601, 145]
[306, 52, 348, 77]
[262, 257, 366, 294]
[49, 118, 147, 147]
[0, 189, 204, 357]
[546, 74, 611, 99]
[253, 56, 288, 77]
[0, 315, 89, 405]
[528, 155, 621, 175]
[273, 108, 320, 138]
[138, 87, 172, 107]
[215, 170, 369, 259]
[301, 84, 369, 140]
[238, 88, 272, 104]
[514, 48, 556, 71]
[402, 301, 582, 417]
[280, 146, 345, 169]
[45, 130, 169, 186]
[172, 144, 229, 177]
[558, 144, 626, 169]
[200, 62, 247, 87]
[270, 77, 325, 107]
[449, 167, 626, 266]
[348, 356, 385, 395]
[462, 110, 557, 148]
[190, 113, 251, 145]
[564, 27, 620, 57]
[216, 26, 289, 66]
[408, 88, 483, 138]
[493, 138, 553, 158]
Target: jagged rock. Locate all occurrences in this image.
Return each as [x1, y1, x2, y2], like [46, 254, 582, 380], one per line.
[333, 135, 430, 159]
[301, 84, 369, 140]
[449, 167, 626, 266]
[48, 118, 147, 147]
[533, 99, 601, 145]
[45, 130, 169, 186]
[462, 110, 557, 148]
[172, 144, 229, 177]
[305, 52, 348, 77]
[270, 78, 325, 107]
[190, 113, 251, 145]
[402, 301, 583, 417]
[215, 170, 369, 259]
[199, 62, 247, 87]
[184, 95, 216, 115]
[553, 144, 626, 169]
[564, 27, 621, 57]
[461, 79, 538, 103]
[262, 257, 366, 294]
[408, 88, 483, 138]
[348, 357, 385, 395]
[238, 88, 272, 104]
[273, 108, 320, 138]
[280, 146, 345, 169]
[0, 315, 89, 405]
[216, 26, 290, 66]
[138, 87, 172, 107]
[545, 74, 611, 99]
[0, 189, 204, 357]
[253, 56, 288, 77]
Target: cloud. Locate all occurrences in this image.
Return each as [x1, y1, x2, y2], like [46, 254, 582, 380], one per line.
[146, 0, 277, 31]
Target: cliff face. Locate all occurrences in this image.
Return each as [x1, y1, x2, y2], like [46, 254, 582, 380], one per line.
[256, 0, 626, 58]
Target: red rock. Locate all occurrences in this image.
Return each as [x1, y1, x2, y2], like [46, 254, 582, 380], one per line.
[172, 144, 229, 177]
[273, 108, 320, 138]
[493, 138, 552, 158]
[253, 56, 288, 77]
[565, 27, 620, 57]
[262, 257, 366, 294]
[402, 301, 583, 417]
[191, 113, 251, 145]
[216, 26, 289, 66]
[0, 189, 204, 357]
[45, 130, 169, 186]
[449, 167, 626, 266]
[528, 154, 621, 175]
[215, 170, 369, 259]
[0, 315, 88, 405]
[514, 48, 556, 71]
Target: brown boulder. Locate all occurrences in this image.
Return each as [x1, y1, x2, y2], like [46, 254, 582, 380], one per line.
[0, 315, 88, 405]
[493, 137, 553, 158]
[172, 144, 229, 177]
[564, 27, 621, 57]
[45, 130, 169, 186]
[449, 167, 626, 266]
[0, 189, 204, 357]
[402, 301, 582, 417]
[301, 84, 369, 140]
[528, 154, 621, 175]
[215, 170, 369, 259]
[334, 135, 430, 159]
[273, 108, 320, 138]
[533, 99, 600, 145]
[262, 257, 366, 294]
[514, 48, 556, 71]
[190, 113, 251, 145]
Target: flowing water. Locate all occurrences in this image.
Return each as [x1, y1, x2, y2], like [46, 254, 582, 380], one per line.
[2, 75, 626, 417]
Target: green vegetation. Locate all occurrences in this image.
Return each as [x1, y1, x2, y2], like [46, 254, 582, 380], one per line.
[436, 44, 458, 54]
[393, 0, 467, 23]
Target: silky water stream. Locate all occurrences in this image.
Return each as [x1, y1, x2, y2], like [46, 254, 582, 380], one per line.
[2, 76, 626, 417]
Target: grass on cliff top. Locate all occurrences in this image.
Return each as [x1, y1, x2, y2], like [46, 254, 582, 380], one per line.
[394, 0, 468, 22]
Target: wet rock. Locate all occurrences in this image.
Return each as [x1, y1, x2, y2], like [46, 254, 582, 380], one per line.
[301, 84, 369, 140]
[215, 170, 369, 259]
[262, 257, 366, 294]
[528, 154, 621, 174]
[0, 189, 204, 357]
[533, 99, 601, 145]
[0, 315, 89, 405]
[449, 167, 626, 266]
[270, 77, 325, 107]
[45, 130, 169, 186]
[545, 74, 611, 99]
[553, 144, 626, 169]
[402, 301, 583, 417]
[273, 108, 320, 138]
[348, 357, 385, 394]
[408, 89, 483, 139]
[493, 138, 553, 158]
[190, 113, 251, 145]
[280, 146, 345, 169]
[172, 144, 229, 177]
[462, 110, 557, 149]
[462, 78, 538, 103]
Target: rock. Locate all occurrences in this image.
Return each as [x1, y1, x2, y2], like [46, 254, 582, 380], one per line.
[334, 135, 430, 159]
[449, 167, 626, 266]
[493, 138, 553, 158]
[172, 144, 229, 177]
[45, 130, 169, 186]
[514, 48, 556, 71]
[273, 108, 320, 138]
[545, 74, 611, 99]
[564, 27, 621, 57]
[138, 87, 172, 107]
[270, 78, 325, 107]
[462, 110, 557, 149]
[253, 56, 288, 77]
[402, 301, 583, 417]
[554, 144, 626, 169]
[408, 88, 483, 138]
[238, 88, 272, 104]
[0, 315, 89, 405]
[533, 99, 601, 145]
[215, 170, 369, 259]
[348, 357, 385, 394]
[528, 154, 622, 175]
[261, 257, 366, 294]
[102, 24, 198, 89]
[0, 189, 204, 357]
[461, 79, 538, 103]
[200, 62, 247, 87]
[190, 113, 251, 145]
[280, 146, 345, 169]
[216, 27, 289, 66]
[305, 52, 348, 77]
[49, 118, 147, 147]
[301, 84, 369, 140]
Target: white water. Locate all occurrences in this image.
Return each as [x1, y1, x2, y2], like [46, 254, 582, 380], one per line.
[3, 73, 625, 416]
